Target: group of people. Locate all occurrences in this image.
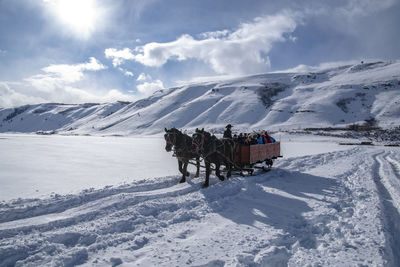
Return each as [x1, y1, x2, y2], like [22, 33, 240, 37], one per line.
[223, 124, 275, 145]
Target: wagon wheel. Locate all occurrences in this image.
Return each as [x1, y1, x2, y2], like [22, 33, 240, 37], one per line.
[262, 166, 271, 172]
[248, 165, 255, 175]
[265, 159, 273, 167]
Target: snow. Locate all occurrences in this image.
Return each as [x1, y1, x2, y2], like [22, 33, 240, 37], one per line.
[0, 134, 179, 201]
[1, 134, 400, 266]
[0, 60, 400, 266]
[1, 60, 399, 135]
[0, 133, 349, 202]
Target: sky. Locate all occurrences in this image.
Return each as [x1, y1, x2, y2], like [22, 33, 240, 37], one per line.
[0, 0, 399, 108]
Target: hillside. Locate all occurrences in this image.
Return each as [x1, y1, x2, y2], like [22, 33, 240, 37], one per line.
[1, 61, 399, 135]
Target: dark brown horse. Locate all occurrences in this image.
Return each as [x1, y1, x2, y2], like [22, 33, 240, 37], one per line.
[192, 128, 234, 188]
[164, 128, 200, 184]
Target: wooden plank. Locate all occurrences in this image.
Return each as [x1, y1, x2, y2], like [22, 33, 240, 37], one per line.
[234, 142, 281, 165]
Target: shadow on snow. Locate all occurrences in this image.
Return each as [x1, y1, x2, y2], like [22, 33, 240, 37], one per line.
[200, 168, 340, 250]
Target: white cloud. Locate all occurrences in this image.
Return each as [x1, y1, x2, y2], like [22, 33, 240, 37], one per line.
[0, 58, 136, 108]
[136, 80, 164, 97]
[25, 57, 106, 93]
[118, 67, 134, 77]
[124, 70, 134, 77]
[105, 48, 135, 67]
[105, 12, 298, 75]
[40, 57, 106, 83]
[135, 73, 164, 97]
[198, 30, 230, 39]
[0, 82, 45, 108]
[136, 73, 152, 82]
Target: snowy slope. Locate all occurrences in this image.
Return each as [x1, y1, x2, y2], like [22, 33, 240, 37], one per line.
[0, 61, 399, 135]
[1, 139, 399, 266]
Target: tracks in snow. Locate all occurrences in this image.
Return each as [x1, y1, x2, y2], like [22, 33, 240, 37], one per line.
[1, 146, 399, 266]
[374, 151, 400, 267]
[0, 176, 181, 224]
[0, 176, 209, 266]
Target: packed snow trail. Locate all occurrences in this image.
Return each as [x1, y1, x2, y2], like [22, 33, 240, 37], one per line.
[373, 151, 400, 266]
[0, 146, 399, 266]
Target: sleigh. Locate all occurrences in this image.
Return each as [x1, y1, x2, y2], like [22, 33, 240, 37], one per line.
[233, 142, 282, 175]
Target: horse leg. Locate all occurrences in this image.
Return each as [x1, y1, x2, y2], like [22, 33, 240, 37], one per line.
[226, 162, 232, 179]
[203, 161, 210, 188]
[178, 160, 184, 175]
[215, 163, 225, 181]
[195, 156, 200, 178]
[185, 159, 190, 176]
[179, 160, 188, 183]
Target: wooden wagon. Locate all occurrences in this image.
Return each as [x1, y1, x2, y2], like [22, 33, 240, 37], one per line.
[233, 142, 282, 174]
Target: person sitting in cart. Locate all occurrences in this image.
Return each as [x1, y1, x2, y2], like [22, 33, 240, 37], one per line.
[237, 133, 245, 144]
[263, 131, 276, 143]
[257, 134, 264, 144]
[249, 134, 258, 145]
[223, 124, 233, 139]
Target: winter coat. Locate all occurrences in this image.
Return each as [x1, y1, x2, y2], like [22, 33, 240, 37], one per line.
[257, 136, 264, 144]
[223, 128, 232, 139]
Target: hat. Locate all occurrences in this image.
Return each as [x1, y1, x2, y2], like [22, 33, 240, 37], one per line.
[226, 124, 232, 128]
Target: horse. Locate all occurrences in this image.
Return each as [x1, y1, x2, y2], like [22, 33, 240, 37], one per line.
[192, 128, 235, 188]
[164, 128, 200, 184]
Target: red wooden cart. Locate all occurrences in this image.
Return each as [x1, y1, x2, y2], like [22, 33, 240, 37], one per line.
[234, 142, 282, 174]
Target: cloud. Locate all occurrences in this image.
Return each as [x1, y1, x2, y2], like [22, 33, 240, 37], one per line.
[136, 73, 152, 82]
[135, 72, 164, 97]
[105, 48, 135, 67]
[40, 57, 106, 83]
[105, 12, 298, 75]
[124, 70, 134, 77]
[198, 30, 230, 39]
[136, 79, 164, 97]
[0, 58, 136, 108]
[0, 82, 45, 108]
[25, 57, 107, 93]
[118, 67, 134, 77]
[341, 0, 396, 16]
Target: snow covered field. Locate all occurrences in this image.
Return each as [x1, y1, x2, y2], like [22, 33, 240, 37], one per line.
[0, 134, 348, 201]
[1, 133, 400, 266]
[0, 134, 179, 201]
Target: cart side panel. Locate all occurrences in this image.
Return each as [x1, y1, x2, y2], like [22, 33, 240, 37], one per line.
[249, 144, 266, 164]
[265, 142, 281, 159]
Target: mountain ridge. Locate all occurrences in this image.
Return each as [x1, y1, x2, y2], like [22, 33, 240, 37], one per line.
[1, 61, 399, 135]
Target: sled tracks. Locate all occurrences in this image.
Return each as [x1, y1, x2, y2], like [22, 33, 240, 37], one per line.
[374, 151, 400, 267]
[0, 177, 205, 266]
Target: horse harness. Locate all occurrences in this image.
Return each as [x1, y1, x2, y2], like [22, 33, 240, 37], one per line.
[193, 132, 235, 165]
[166, 130, 195, 154]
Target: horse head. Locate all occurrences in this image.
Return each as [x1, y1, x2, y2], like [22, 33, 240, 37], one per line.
[192, 128, 211, 152]
[164, 127, 181, 152]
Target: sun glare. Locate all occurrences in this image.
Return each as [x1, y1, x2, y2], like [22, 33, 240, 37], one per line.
[45, 0, 101, 38]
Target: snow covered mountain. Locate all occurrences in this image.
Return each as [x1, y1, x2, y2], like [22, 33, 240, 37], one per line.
[1, 61, 399, 135]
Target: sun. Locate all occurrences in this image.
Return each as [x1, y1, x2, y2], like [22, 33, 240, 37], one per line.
[45, 0, 101, 38]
